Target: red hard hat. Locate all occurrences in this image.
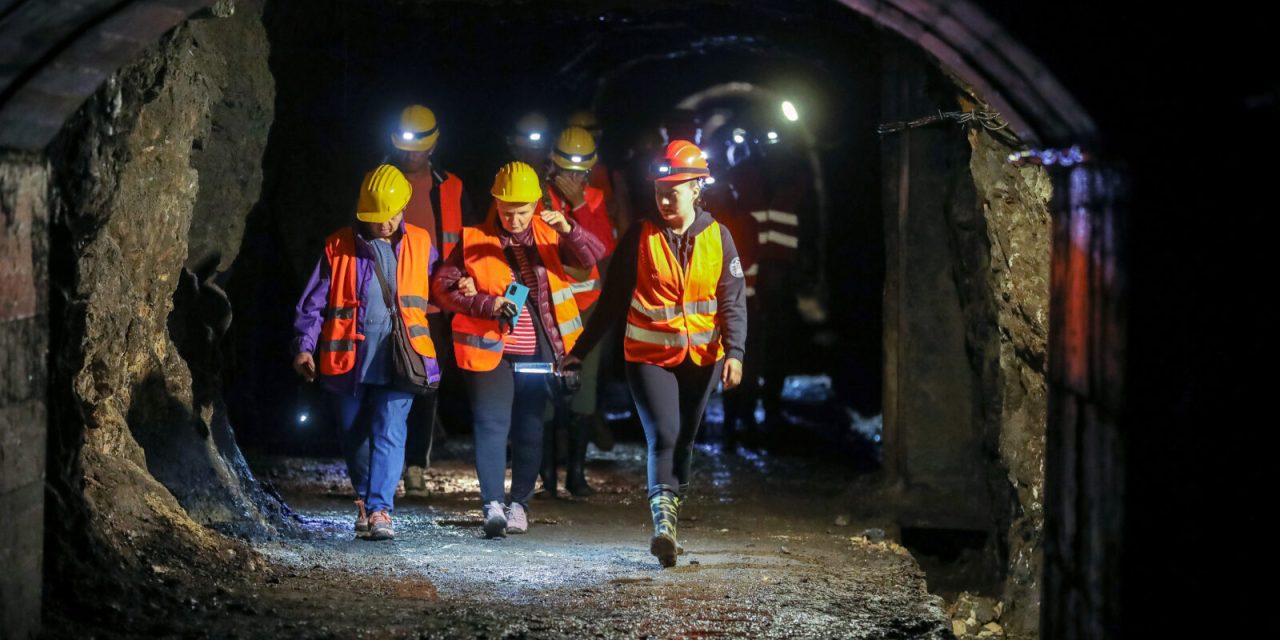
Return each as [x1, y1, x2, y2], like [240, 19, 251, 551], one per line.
[652, 140, 709, 182]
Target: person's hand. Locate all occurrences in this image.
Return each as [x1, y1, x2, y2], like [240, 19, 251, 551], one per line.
[557, 353, 583, 376]
[493, 296, 519, 333]
[721, 357, 743, 391]
[553, 172, 587, 208]
[540, 208, 573, 234]
[457, 276, 477, 297]
[293, 352, 316, 382]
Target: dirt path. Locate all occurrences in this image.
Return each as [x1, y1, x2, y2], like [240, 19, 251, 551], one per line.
[234, 443, 950, 639]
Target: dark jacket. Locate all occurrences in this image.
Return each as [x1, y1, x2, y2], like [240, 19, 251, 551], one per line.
[572, 208, 747, 362]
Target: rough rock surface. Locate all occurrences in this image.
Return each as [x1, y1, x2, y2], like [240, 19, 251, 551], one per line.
[43, 0, 287, 624]
[963, 126, 1051, 635]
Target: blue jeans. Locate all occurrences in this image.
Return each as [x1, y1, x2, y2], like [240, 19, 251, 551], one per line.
[462, 358, 549, 509]
[330, 384, 414, 513]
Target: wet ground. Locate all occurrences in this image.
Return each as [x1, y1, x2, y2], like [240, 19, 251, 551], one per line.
[44, 439, 958, 638]
[221, 441, 953, 639]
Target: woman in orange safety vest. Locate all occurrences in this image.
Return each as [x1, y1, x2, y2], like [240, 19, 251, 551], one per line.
[291, 164, 440, 542]
[560, 140, 747, 568]
[431, 162, 605, 539]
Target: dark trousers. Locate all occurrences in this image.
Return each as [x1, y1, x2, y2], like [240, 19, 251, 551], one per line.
[463, 358, 550, 508]
[626, 356, 724, 493]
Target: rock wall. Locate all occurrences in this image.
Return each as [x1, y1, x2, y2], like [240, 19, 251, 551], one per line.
[42, 0, 285, 621]
[880, 36, 1050, 640]
[965, 126, 1051, 636]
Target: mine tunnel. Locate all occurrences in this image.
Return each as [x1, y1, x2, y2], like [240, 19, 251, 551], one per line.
[0, 1, 1268, 639]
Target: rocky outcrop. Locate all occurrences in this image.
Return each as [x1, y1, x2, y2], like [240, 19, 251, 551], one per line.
[963, 127, 1051, 636]
[43, 1, 285, 617]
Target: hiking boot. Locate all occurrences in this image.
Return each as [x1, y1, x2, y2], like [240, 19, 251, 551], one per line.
[367, 510, 394, 541]
[354, 499, 369, 536]
[482, 500, 507, 538]
[673, 492, 687, 555]
[648, 486, 680, 568]
[403, 465, 426, 492]
[505, 503, 529, 534]
[566, 414, 595, 497]
[589, 411, 614, 452]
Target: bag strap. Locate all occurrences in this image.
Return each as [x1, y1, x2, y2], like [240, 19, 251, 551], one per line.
[369, 241, 400, 325]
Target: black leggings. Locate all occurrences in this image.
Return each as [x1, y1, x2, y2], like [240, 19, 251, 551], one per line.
[626, 357, 724, 494]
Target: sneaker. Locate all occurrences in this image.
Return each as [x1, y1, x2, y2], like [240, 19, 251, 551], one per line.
[354, 499, 369, 535]
[482, 500, 507, 538]
[505, 503, 529, 534]
[367, 510, 394, 541]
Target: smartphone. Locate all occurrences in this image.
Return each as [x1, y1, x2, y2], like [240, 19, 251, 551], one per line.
[504, 281, 529, 327]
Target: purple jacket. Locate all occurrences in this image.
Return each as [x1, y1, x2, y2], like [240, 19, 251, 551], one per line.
[293, 221, 441, 395]
[431, 219, 605, 358]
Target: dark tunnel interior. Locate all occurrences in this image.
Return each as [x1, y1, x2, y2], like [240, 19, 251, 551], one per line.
[4, 0, 1275, 638]
[20, 0, 1264, 638]
[227, 0, 894, 458]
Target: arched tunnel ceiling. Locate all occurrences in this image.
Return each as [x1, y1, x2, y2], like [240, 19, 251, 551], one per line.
[0, 0, 211, 149]
[0, 0, 1094, 153]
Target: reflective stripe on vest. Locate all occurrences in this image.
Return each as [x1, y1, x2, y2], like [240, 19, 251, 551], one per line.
[439, 173, 465, 259]
[451, 217, 584, 372]
[752, 209, 799, 250]
[318, 224, 437, 376]
[624, 220, 725, 367]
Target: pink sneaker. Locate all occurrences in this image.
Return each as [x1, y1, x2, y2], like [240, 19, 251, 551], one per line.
[482, 501, 507, 538]
[505, 503, 529, 534]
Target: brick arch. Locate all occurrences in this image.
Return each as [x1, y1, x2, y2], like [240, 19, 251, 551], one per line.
[0, 0, 213, 150]
[1, 0, 1095, 151]
[838, 0, 1097, 146]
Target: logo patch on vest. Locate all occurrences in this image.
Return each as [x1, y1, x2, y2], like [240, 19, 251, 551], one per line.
[729, 257, 744, 278]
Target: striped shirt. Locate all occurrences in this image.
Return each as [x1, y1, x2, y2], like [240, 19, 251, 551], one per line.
[504, 245, 539, 355]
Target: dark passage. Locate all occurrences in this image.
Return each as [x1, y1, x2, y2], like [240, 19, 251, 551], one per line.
[8, 0, 1259, 639]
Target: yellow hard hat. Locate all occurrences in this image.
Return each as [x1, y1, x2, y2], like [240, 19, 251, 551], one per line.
[490, 161, 543, 203]
[356, 164, 412, 222]
[567, 109, 600, 132]
[392, 105, 439, 152]
[510, 112, 550, 149]
[552, 126, 598, 171]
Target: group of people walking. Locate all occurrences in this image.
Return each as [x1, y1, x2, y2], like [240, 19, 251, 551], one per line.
[291, 104, 746, 567]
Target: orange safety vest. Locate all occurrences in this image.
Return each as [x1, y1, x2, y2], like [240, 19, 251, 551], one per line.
[451, 217, 584, 372]
[541, 188, 605, 310]
[438, 172, 465, 259]
[317, 224, 437, 376]
[624, 220, 725, 367]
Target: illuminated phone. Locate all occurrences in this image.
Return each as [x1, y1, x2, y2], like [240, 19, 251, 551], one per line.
[504, 281, 529, 327]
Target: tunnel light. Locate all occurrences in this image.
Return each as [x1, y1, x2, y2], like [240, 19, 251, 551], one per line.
[781, 100, 799, 122]
[767, 130, 779, 141]
[529, 132, 542, 142]
[732, 128, 746, 144]
[298, 412, 309, 425]
[571, 155, 583, 163]
[705, 176, 716, 185]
